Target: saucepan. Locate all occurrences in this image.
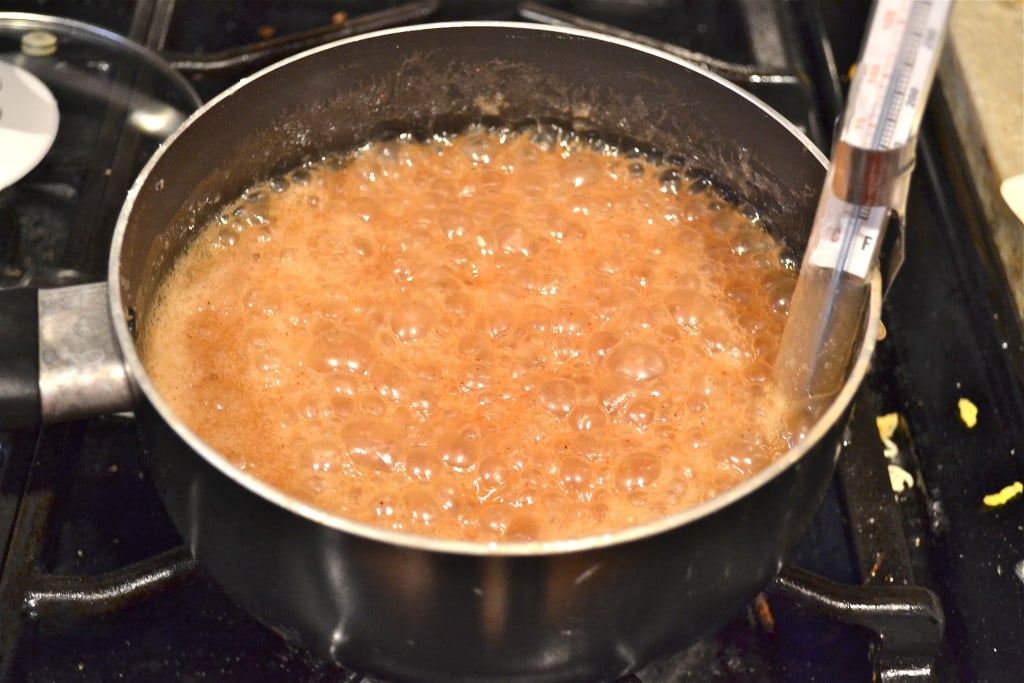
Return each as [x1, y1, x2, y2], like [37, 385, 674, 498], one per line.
[0, 23, 879, 683]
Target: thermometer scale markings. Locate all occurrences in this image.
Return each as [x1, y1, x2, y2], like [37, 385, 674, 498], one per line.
[808, 0, 952, 279]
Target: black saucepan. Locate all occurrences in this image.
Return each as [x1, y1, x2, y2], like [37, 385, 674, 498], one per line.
[0, 23, 879, 683]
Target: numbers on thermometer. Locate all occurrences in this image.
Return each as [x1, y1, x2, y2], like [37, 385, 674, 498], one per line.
[807, 0, 952, 278]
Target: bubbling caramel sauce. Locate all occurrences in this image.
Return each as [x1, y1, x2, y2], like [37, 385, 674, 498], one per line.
[140, 125, 799, 542]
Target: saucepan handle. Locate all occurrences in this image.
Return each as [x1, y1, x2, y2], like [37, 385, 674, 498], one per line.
[0, 287, 42, 428]
[0, 282, 133, 429]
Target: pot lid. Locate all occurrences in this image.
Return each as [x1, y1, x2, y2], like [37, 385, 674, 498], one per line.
[0, 12, 201, 191]
[0, 12, 201, 283]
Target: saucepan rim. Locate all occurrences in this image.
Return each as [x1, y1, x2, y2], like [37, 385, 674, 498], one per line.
[109, 20, 880, 557]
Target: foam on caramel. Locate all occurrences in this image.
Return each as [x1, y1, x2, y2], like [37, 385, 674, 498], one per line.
[140, 125, 799, 542]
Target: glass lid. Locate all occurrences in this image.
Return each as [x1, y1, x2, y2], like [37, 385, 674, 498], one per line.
[0, 12, 201, 190]
[0, 12, 202, 284]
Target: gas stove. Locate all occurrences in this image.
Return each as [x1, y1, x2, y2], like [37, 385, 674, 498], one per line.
[1, 2, 1022, 682]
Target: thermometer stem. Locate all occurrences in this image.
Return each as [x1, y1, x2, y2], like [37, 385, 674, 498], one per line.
[774, 0, 952, 421]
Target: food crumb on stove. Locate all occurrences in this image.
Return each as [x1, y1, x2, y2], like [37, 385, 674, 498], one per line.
[752, 593, 775, 634]
[332, 11, 348, 25]
[957, 397, 979, 428]
[983, 481, 1023, 508]
[875, 412, 900, 458]
[888, 464, 914, 493]
[256, 25, 276, 40]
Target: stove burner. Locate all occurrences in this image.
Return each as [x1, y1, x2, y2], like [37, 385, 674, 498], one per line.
[0, 60, 58, 191]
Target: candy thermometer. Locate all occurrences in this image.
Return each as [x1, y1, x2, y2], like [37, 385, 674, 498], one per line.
[774, 0, 953, 411]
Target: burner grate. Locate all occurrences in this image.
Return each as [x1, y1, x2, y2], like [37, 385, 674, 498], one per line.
[0, 390, 943, 682]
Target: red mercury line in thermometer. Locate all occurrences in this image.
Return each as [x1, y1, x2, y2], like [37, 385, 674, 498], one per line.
[845, 0, 946, 150]
[775, 0, 952, 409]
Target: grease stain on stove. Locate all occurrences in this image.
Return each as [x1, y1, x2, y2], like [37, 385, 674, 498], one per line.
[573, 562, 603, 586]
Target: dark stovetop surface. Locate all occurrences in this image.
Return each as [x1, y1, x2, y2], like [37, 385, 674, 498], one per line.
[1, 1, 1022, 681]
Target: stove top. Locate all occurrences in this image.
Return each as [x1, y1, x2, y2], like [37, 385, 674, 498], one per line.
[1, 2, 1022, 682]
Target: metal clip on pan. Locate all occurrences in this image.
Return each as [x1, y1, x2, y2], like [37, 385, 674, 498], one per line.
[0, 282, 132, 429]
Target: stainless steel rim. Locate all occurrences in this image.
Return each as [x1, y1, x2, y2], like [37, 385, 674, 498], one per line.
[109, 21, 878, 557]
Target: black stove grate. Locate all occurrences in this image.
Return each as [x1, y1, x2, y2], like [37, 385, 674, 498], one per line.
[0, 393, 945, 682]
